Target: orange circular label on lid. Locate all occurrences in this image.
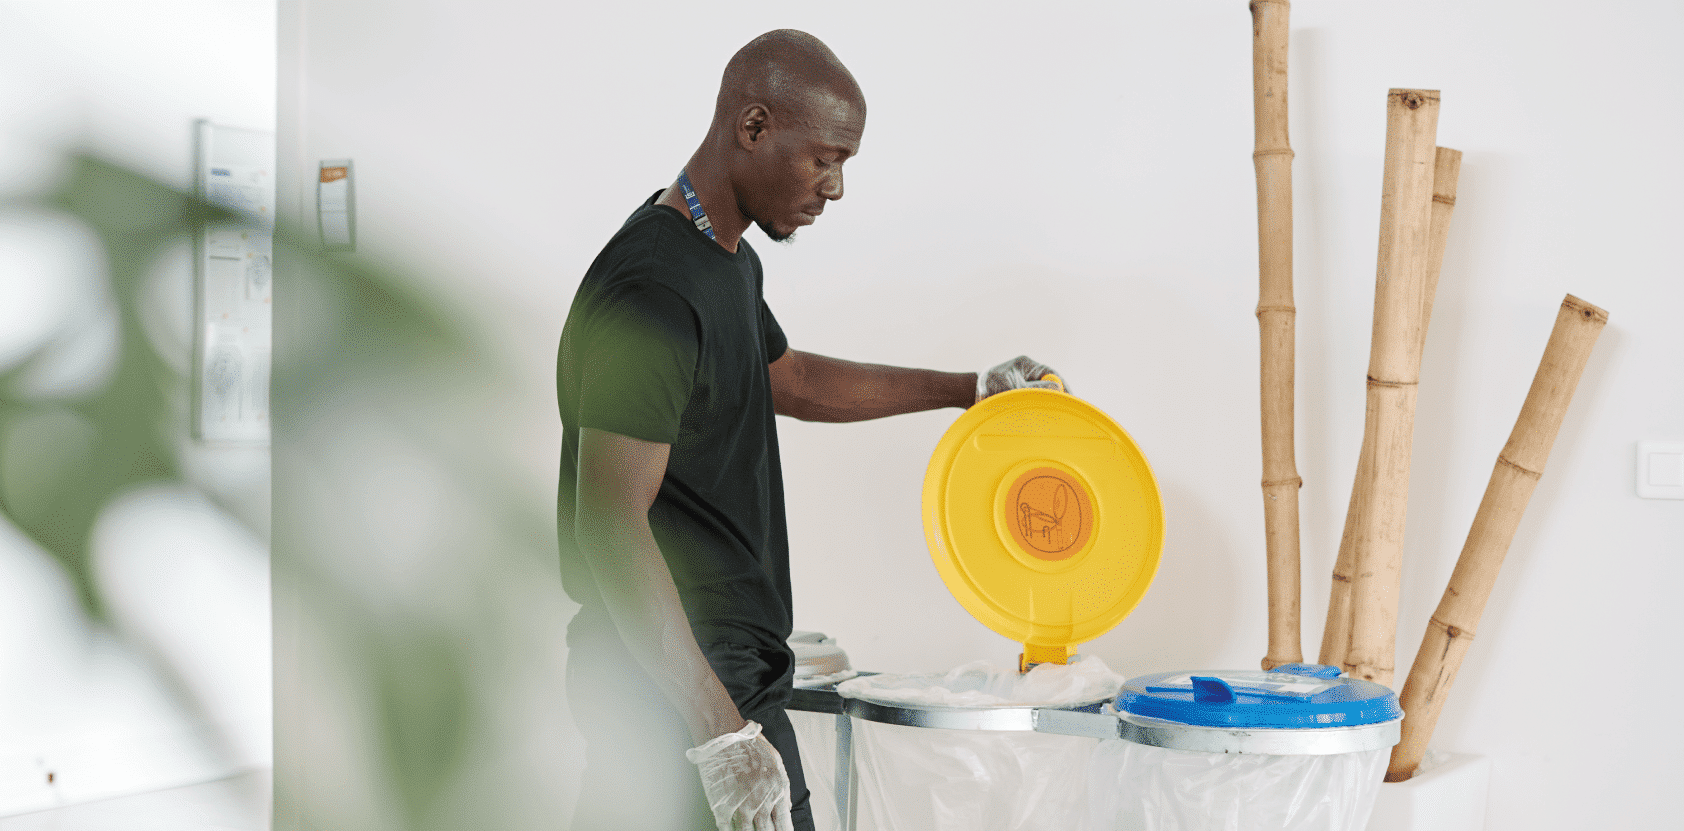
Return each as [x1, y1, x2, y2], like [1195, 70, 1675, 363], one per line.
[1007, 467, 1094, 561]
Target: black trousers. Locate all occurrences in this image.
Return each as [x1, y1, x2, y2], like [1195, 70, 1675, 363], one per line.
[567, 624, 815, 831]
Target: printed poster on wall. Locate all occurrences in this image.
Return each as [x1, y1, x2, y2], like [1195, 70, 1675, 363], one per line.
[194, 120, 273, 444]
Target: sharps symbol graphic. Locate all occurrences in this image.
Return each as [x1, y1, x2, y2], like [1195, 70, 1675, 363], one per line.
[1007, 468, 1093, 561]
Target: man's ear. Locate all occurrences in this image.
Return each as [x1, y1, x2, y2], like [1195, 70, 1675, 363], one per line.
[736, 104, 770, 151]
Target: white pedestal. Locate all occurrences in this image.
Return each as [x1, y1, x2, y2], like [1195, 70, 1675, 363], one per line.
[1366, 753, 1489, 831]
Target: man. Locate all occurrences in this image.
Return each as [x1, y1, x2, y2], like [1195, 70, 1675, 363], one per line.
[557, 29, 1060, 831]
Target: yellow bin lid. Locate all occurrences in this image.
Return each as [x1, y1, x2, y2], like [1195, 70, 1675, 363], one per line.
[922, 383, 1164, 668]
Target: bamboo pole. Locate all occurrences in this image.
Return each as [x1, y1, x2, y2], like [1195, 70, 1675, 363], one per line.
[1251, 0, 1302, 671]
[1341, 89, 1439, 687]
[1387, 295, 1608, 782]
[1418, 148, 1463, 354]
[1320, 146, 1460, 668]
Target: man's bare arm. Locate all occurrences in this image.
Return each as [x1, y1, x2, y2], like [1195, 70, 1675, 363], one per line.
[769, 348, 976, 422]
[574, 427, 745, 746]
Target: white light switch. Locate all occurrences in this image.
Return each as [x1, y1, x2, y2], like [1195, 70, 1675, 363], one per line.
[1638, 442, 1684, 499]
[1650, 454, 1684, 487]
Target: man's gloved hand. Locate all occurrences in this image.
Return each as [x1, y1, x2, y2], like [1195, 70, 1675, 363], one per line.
[977, 355, 1065, 403]
[686, 720, 794, 831]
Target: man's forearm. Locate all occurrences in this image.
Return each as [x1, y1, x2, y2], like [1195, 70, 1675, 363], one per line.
[772, 350, 975, 422]
[575, 428, 746, 747]
[577, 511, 746, 746]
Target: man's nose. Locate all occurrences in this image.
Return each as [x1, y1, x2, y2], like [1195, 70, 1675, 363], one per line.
[819, 167, 843, 201]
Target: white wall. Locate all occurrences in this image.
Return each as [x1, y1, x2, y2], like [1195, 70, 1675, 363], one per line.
[283, 1, 1683, 828]
[0, 0, 274, 816]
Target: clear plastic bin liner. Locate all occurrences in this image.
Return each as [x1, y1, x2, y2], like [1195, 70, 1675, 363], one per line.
[788, 710, 843, 831]
[837, 658, 1122, 831]
[1087, 740, 1388, 831]
[855, 719, 1098, 831]
[837, 657, 1123, 708]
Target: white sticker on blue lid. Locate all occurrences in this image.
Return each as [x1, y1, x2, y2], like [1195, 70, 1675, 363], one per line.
[1146, 672, 1338, 699]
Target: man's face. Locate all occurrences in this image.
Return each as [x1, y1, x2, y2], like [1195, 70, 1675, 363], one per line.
[738, 91, 865, 243]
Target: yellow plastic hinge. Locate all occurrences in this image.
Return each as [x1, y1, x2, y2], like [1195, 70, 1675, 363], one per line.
[1019, 642, 1075, 673]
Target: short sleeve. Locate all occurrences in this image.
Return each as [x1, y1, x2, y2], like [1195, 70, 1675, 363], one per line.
[573, 284, 699, 444]
[760, 298, 788, 364]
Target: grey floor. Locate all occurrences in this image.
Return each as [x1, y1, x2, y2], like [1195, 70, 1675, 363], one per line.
[0, 771, 268, 831]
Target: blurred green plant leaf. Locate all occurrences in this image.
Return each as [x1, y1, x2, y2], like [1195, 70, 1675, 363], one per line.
[3, 152, 565, 829]
[370, 624, 473, 827]
[0, 155, 227, 617]
[0, 154, 479, 619]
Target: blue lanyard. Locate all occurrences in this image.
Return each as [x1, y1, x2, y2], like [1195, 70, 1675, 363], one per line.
[675, 169, 715, 240]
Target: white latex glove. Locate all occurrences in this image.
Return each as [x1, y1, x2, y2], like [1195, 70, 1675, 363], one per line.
[977, 355, 1065, 403]
[685, 720, 794, 831]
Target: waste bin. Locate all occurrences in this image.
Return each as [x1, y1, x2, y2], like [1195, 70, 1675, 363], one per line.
[836, 658, 1125, 831]
[788, 631, 858, 831]
[785, 375, 1165, 831]
[1091, 664, 1402, 831]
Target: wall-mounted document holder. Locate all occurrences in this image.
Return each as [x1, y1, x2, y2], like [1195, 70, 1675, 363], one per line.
[318, 159, 354, 251]
[193, 120, 273, 445]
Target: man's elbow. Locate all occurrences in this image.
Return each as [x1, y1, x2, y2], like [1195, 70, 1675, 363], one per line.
[774, 393, 821, 422]
[573, 497, 641, 559]
[775, 391, 853, 423]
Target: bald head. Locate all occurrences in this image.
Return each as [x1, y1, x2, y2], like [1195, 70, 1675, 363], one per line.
[670, 30, 864, 247]
[712, 29, 864, 134]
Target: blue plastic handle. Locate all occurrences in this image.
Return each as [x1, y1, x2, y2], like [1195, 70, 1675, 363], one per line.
[1190, 676, 1236, 704]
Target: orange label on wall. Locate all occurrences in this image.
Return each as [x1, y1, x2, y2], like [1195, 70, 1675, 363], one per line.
[320, 166, 348, 183]
[1007, 467, 1094, 561]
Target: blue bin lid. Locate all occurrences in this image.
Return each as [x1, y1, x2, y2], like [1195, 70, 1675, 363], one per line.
[1116, 665, 1401, 729]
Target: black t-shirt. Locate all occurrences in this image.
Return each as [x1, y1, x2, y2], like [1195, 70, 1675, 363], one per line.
[557, 191, 792, 654]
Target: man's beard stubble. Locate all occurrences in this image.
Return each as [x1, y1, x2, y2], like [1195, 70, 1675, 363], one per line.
[756, 219, 799, 246]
